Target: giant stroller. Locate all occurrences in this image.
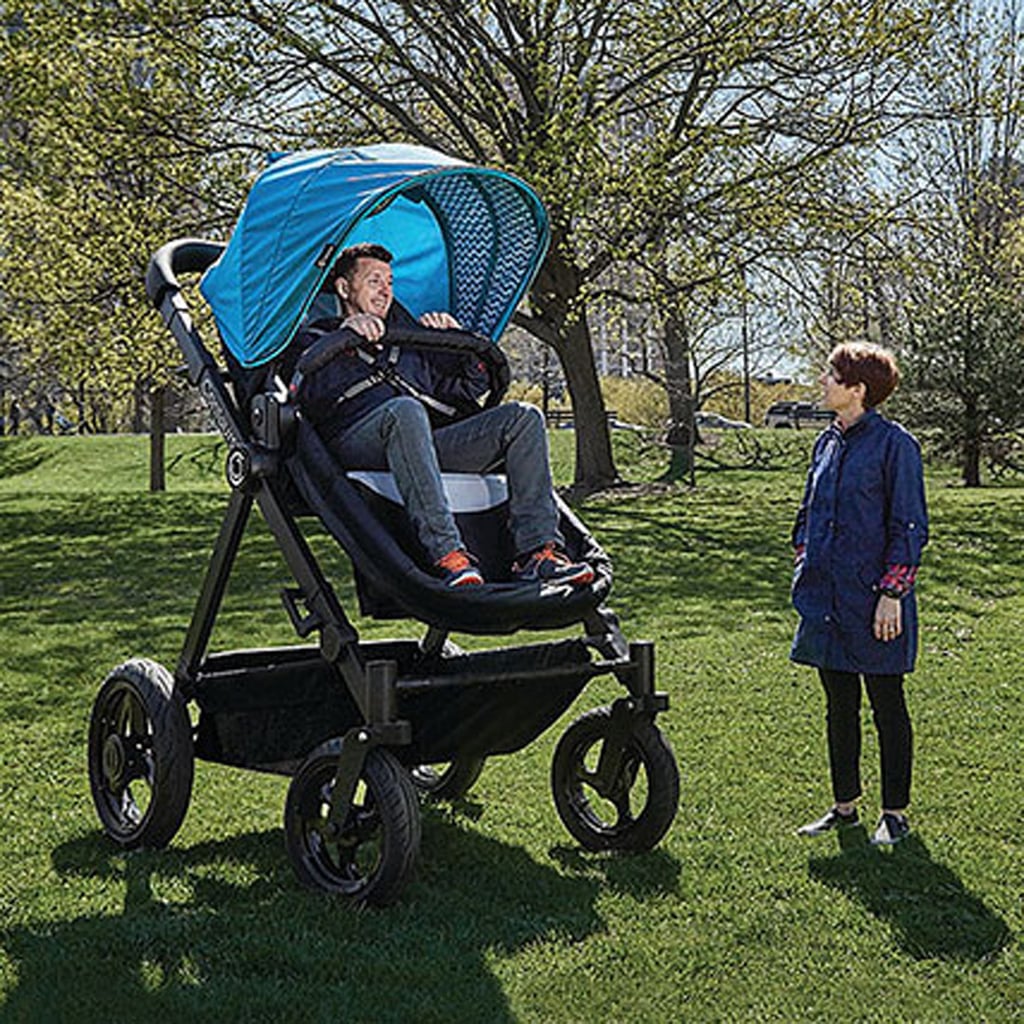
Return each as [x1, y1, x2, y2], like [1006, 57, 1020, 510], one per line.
[87, 144, 680, 906]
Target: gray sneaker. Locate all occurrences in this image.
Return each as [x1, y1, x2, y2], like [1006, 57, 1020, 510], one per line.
[512, 544, 594, 587]
[796, 806, 859, 837]
[870, 812, 910, 846]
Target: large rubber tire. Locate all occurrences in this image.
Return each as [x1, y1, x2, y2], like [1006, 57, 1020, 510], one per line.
[410, 757, 486, 801]
[87, 658, 194, 850]
[552, 706, 679, 853]
[284, 740, 421, 906]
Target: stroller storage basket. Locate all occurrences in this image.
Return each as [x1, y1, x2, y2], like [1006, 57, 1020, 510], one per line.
[190, 639, 602, 771]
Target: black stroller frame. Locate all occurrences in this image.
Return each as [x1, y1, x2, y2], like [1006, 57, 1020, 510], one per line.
[87, 238, 679, 907]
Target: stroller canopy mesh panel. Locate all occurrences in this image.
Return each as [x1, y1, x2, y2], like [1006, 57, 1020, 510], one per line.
[199, 144, 549, 368]
[419, 173, 540, 334]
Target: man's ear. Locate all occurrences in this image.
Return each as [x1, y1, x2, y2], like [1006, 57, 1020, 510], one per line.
[334, 277, 349, 300]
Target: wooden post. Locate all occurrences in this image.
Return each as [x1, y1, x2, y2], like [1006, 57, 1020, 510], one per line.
[149, 384, 166, 493]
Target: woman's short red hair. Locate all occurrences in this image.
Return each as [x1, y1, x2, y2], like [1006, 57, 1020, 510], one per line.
[829, 343, 901, 408]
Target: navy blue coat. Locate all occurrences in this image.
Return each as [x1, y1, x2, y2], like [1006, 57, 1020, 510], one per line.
[288, 303, 489, 442]
[790, 409, 928, 674]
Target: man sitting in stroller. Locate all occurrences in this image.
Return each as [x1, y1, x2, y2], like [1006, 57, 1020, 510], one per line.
[287, 242, 594, 589]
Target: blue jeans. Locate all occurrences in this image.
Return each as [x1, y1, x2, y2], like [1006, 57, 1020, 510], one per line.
[328, 397, 563, 563]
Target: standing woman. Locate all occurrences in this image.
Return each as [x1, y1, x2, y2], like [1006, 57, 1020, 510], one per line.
[791, 343, 928, 845]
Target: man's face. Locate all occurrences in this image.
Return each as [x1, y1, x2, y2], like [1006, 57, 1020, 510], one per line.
[337, 257, 393, 319]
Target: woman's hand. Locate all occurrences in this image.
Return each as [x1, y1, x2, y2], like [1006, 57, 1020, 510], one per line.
[873, 594, 902, 642]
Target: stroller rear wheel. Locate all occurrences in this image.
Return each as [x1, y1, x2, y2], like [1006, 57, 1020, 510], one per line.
[551, 705, 679, 853]
[284, 740, 421, 906]
[87, 659, 194, 850]
[410, 757, 486, 801]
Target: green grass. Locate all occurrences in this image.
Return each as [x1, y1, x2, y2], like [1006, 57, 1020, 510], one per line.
[0, 433, 1021, 1023]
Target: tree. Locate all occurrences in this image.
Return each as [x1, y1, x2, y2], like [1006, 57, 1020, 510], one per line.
[617, 0, 942, 477]
[879, 0, 1024, 484]
[0, 1, 242, 485]
[203, 0, 940, 492]
[902, 283, 1024, 482]
[0, 0, 962, 495]
[189, 0, 644, 491]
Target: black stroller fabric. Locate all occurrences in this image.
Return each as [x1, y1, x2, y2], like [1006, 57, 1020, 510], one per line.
[286, 416, 612, 635]
[393, 639, 595, 761]
[191, 639, 596, 769]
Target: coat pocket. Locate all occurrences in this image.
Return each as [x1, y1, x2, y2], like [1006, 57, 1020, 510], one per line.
[838, 562, 882, 626]
[791, 561, 826, 619]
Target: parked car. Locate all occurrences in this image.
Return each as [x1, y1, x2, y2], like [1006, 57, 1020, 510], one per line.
[695, 411, 751, 430]
[763, 401, 835, 429]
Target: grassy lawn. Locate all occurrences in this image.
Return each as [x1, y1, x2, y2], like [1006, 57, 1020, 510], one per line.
[0, 432, 1020, 1023]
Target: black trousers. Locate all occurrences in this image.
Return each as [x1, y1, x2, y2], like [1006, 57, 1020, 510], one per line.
[817, 669, 913, 810]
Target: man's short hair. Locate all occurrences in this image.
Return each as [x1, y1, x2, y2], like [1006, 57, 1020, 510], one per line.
[828, 343, 901, 408]
[330, 242, 393, 286]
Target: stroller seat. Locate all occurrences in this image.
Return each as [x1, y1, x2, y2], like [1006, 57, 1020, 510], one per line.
[286, 414, 614, 635]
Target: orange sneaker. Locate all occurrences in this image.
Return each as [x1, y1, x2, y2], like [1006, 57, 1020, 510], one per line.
[435, 548, 484, 588]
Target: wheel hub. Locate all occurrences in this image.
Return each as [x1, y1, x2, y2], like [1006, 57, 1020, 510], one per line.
[102, 733, 127, 789]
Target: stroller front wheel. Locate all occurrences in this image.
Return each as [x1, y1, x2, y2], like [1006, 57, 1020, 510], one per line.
[551, 705, 679, 853]
[284, 740, 421, 906]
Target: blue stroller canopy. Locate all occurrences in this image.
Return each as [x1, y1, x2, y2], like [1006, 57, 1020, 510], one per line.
[200, 143, 551, 369]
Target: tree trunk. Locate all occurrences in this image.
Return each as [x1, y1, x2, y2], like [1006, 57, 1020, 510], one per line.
[661, 309, 695, 483]
[132, 379, 147, 434]
[963, 434, 982, 487]
[961, 394, 981, 487]
[150, 384, 166, 493]
[559, 316, 619, 494]
[531, 244, 618, 495]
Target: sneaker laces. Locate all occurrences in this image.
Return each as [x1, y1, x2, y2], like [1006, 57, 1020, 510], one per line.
[435, 548, 484, 587]
[513, 543, 594, 585]
[527, 544, 572, 569]
[437, 549, 473, 573]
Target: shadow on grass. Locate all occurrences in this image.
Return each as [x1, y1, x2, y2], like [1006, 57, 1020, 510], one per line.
[1, 820, 609, 1022]
[549, 844, 682, 899]
[585, 498, 795, 636]
[0, 465, 803, 664]
[808, 832, 1013, 963]
[0, 437, 55, 480]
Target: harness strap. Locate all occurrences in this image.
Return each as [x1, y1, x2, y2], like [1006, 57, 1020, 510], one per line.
[333, 372, 385, 404]
[328, 345, 457, 418]
[388, 370, 457, 417]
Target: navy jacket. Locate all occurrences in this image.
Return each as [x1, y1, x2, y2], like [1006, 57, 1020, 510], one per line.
[790, 409, 928, 674]
[288, 303, 489, 442]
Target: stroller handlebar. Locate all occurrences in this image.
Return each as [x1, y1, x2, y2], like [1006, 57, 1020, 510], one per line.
[146, 238, 225, 310]
[145, 239, 250, 448]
